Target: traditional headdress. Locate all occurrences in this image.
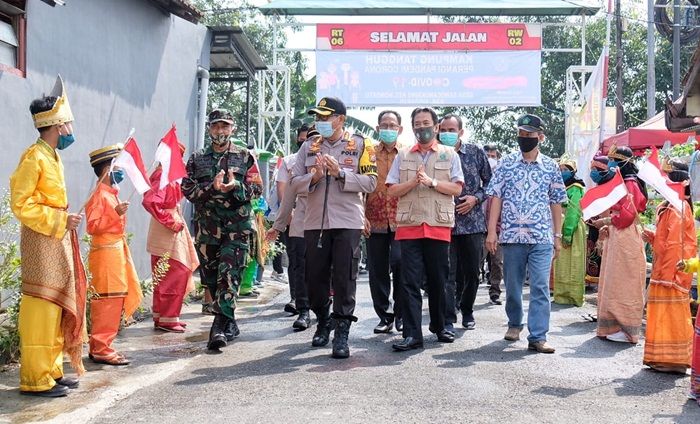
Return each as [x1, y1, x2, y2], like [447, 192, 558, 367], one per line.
[89, 144, 124, 168]
[32, 75, 74, 128]
[558, 154, 577, 172]
[607, 144, 633, 161]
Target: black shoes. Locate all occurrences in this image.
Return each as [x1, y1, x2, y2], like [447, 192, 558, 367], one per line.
[311, 313, 332, 347]
[284, 300, 298, 315]
[392, 337, 424, 351]
[207, 314, 228, 350]
[489, 296, 502, 305]
[332, 319, 351, 359]
[395, 317, 403, 332]
[55, 376, 79, 389]
[436, 330, 455, 343]
[224, 315, 240, 341]
[462, 314, 476, 330]
[293, 309, 311, 331]
[20, 385, 69, 397]
[373, 318, 394, 334]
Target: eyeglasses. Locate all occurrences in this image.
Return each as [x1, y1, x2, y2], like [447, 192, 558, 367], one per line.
[378, 124, 400, 130]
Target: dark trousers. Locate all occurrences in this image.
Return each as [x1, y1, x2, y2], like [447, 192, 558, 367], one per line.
[287, 236, 308, 310]
[446, 233, 485, 323]
[304, 229, 361, 318]
[272, 230, 287, 274]
[399, 238, 449, 340]
[366, 231, 403, 322]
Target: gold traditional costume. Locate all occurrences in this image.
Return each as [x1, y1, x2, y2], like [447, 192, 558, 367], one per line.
[10, 76, 87, 392]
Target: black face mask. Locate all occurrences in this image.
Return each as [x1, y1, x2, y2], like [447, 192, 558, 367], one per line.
[517, 136, 539, 153]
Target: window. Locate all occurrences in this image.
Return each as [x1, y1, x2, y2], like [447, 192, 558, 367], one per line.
[0, 1, 25, 77]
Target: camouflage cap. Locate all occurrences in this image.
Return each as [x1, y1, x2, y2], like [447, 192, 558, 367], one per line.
[208, 109, 234, 125]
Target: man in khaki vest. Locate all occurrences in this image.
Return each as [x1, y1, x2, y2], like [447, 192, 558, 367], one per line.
[386, 107, 464, 351]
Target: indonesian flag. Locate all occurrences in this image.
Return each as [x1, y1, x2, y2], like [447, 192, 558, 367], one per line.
[112, 138, 151, 194]
[637, 146, 684, 212]
[154, 125, 187, 190]
[581, 169, 627, 221]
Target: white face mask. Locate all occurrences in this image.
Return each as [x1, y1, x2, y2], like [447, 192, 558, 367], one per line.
[488, 157, 498, 170]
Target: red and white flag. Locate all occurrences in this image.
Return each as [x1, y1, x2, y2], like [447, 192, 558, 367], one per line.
[112, 138, 151, 194]
[154, 125, 187, 189]
[581, 168, 627, 221]
[637, 146, 684, 212]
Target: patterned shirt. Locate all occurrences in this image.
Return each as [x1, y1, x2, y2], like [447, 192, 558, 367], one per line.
[365, 141, 399, 233]
[453, 142, 492, 235]
[486, 151, 567, 245]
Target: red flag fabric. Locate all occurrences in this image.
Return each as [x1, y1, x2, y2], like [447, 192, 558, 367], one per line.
[112, 138, 151, 194]
[581, 169, 627, 221]
[154, 126, 188, 190]
[637, 146, 684, 212]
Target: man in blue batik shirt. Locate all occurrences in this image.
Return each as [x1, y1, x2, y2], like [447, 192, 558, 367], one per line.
[485, 114, 567, 354]
[438, 114, 492, 332]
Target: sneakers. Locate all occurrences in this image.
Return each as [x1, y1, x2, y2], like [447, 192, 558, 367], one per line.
[605, 331, 630, 343]
[270, 271, 287, 283]
[489, 296, 502, 305]
[528, 341, 556, 354]
[462, 314, 476, 330]
[504, 327, 522, 341]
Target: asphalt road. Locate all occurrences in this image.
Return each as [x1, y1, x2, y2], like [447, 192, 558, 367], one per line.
[1, 273, 699, 423]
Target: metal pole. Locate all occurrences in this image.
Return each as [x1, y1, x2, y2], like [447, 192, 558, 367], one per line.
[599, 0, 613, 149]
[673, 0, 681, 99]
[647, 0, 656, 118]
[246, 76, 251, 147]
[615, 0, 624, 132]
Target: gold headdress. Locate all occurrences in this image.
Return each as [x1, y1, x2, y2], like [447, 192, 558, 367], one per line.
[89, 143, 124, 167]
[607, 144, 630, 161]
[32, 75, 74, 128]
[558, 154, 577, 172]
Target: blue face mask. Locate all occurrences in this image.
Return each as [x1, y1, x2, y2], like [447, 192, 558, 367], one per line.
[590, 169, 609, 184]
[315, 121, 334, 138]
[607, 160, 619, 171]
[110, 170, 125, 185]
[57, 133, 75, 150]
[378, 129, 398, 144]
[439, 132, 459, 146]
[561, 170, 573, 181]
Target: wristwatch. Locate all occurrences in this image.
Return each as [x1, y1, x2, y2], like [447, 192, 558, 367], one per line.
[553, 233, 563, 238]
[431, 178, 438, 188]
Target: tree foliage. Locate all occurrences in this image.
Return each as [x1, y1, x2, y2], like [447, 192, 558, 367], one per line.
[440, 13, 696, 158]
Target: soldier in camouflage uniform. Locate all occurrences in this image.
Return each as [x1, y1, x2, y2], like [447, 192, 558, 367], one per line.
[181, 109, 260, 350]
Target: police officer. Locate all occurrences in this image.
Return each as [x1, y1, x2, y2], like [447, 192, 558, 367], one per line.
[182, 109, 260, 351]
[289, 97, 377, 359]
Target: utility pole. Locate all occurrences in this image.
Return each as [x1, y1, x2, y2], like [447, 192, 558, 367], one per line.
[673, 0, 681, 99]
[647, 0, 656, 118]
[615, 0, 624, 132]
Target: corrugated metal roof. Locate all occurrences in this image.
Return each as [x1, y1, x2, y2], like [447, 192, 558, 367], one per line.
[259, 0, 601, 16]
[147, 0, 202, 23]
[209, 26, 267, 76]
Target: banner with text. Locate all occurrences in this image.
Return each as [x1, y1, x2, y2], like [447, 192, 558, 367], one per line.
[316, 50, 541, 106]
[316, 23, 541, 51]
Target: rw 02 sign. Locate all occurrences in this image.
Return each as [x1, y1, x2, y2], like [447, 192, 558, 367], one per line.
[316, 23, 541, 51]
[316, 50, 541, 107]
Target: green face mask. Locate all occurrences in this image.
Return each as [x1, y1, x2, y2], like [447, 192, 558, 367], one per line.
[378, 129, 399, 144]
[439, 132, 459, 146]
[414, 127, 434, 144]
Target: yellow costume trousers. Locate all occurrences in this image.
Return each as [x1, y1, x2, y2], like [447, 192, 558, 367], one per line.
[18, 294, 63, 392]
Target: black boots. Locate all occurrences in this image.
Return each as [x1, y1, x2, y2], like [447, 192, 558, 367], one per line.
[207, 314, 228, 350]
[332, 318, 352, 359]
[293, 309, 311, 331]
[311, 309, 332, 347]
[224, 315, 240, 341]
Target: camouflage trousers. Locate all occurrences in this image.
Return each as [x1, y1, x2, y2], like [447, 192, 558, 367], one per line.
[196, 236, 249, 319]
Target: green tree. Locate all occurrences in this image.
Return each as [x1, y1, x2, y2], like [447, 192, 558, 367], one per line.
[440, 12, 695, 157]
